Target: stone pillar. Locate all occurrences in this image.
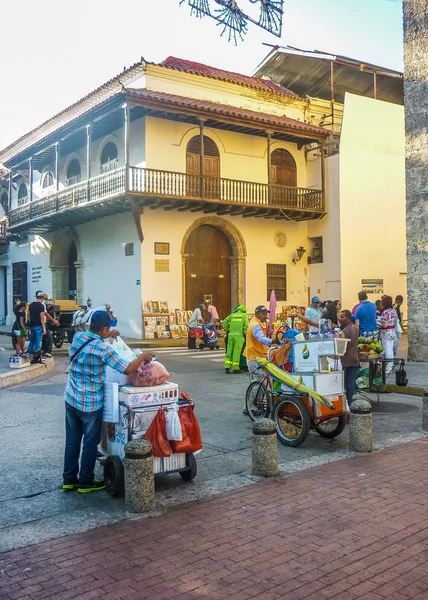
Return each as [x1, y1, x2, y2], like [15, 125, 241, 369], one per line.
[349, 399, 373, 453]
[74, 260, 83, 305]
[252, 418, 278, 477]
[5, 264, 13, 326]
[403, 1, 428, 361]
[230, 256, 245, 307]
[124, 439, 155, 513]
[181, 253, 189, 309]
[50, 265, 69, 300]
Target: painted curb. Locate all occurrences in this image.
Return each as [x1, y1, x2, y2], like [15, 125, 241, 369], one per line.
[0, 358, 55, 389]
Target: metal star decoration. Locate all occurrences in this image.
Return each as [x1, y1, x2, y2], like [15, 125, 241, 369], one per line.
[180, 0, 284, 44]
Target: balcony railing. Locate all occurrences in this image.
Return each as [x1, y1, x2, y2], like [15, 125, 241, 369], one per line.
[0, 220, 7, 239]
[8, 166, 323, 229]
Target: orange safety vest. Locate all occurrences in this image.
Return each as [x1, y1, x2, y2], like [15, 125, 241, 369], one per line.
[244, 317, 269, 361]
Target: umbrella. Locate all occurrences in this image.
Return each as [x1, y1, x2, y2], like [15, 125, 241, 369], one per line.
[266, 289, 277, 337]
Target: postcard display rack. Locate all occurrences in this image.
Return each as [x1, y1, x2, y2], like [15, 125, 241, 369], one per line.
[291, 338, 349, 416]
[142, 301, 193, 340]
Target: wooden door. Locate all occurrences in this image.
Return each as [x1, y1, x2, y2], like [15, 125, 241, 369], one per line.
[271, 149, 297, 205]
[204, 156, 220, 199]
[186, 153, 200, 197]
[12, 261, 27, 304]
[185, 225, 231, 319]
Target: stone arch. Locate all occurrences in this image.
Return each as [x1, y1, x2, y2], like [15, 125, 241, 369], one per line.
[50, 228, 82, 303]
[181, 216, 247, 310]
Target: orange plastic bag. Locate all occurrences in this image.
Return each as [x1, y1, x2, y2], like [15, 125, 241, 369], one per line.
[170, 406, 203, 454]
[143, 409, 171, 457]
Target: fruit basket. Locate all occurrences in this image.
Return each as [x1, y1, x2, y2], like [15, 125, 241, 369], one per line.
[358, 335, 383, 361]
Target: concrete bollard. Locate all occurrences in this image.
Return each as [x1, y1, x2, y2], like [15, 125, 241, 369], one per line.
[349, 399, 373, 453]
[124, 439, 155, 513]
[252, 418, 279, 477]
[422, 390, 428, 432]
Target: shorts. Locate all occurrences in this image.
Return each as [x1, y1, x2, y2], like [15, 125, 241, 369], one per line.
[14, 329, 25, 337]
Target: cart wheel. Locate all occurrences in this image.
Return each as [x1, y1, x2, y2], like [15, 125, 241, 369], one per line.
[245, 380, 272, 421]
[312, 415, 347, 439]
[104, 455, 124, 497]
[273, 396, 311, 447]
[209, 345, 215, 351]
[52, 330, 64, 349]
[198, 344, 205, 350]
[180, 453, 197, 481]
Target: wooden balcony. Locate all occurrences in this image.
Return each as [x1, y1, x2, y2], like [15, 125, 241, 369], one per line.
[8, 166, 324, 233]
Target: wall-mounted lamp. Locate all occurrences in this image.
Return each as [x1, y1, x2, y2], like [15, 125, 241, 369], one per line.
[292, 246, 306, 265]
[312, 243, 321, 259]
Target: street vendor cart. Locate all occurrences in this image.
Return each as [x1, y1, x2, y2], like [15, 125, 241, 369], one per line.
[99, 382, 199, 496]
[245, 336, 350, 447]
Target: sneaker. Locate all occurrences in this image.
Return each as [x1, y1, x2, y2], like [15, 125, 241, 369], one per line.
[62, 481, 79, 491]
[77, 479, 105, 494]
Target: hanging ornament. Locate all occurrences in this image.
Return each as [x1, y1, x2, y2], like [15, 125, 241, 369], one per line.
[179, 0, 284, 42]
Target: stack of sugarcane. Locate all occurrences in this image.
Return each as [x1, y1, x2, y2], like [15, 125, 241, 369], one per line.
[255, 357, 335, 410]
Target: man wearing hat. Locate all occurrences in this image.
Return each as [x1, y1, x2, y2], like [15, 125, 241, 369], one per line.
[244, 305, 273, 379]
[63, 310, 152, 493]
[305, 296, 321, 332]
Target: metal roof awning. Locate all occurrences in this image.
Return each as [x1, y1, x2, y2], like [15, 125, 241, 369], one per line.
[254, 46, 404, 106]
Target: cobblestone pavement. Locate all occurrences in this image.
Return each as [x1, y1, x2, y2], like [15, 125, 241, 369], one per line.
[2, 439, 428, 600]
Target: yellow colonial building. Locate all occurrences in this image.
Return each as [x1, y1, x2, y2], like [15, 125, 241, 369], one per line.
[0, 51, 406, 336]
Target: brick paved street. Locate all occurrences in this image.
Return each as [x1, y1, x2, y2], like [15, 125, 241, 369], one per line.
[2, 439, 428, 600]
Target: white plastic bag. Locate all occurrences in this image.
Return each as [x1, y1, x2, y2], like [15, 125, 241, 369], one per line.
[107, 335, 136, 363]
[165, 404, 183, 441]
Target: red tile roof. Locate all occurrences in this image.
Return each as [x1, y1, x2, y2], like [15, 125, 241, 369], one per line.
[161, 56, 297, 97]
[127, 88, 328, 138]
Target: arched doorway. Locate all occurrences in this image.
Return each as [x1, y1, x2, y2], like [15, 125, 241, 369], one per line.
[271, 148, 297, 204]
[186, 135, 220, 198]
[50, 229, 82, 302]
[184, 225, 232, 318]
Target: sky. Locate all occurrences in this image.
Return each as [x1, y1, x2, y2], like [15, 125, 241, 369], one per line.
[0, 0, 403, 151]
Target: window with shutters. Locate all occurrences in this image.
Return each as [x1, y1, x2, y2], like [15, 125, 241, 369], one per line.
[100, 142, 118, 173]
[267, 264, 287, 302]
[271, 148, 297, 187]
[66, 159, 81, 186]
[186, 135, 220, 198]
[42, 171, 54, 190]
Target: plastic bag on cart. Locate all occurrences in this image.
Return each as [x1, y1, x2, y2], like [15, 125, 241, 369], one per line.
[170, 406, 202, 453]
[143, 409, 171, 457]
[129, 359, 169, 387]
[107, 336, 136, 363]
[165, 404, 183, 441]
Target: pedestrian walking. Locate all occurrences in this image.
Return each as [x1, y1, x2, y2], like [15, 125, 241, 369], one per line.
[223, 305, 248, 374]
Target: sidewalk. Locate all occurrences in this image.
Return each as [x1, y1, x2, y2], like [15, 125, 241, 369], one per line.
[2, 439, 428, 600]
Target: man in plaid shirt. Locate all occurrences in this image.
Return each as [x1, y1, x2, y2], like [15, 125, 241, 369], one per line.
[63, 311, 152, 493]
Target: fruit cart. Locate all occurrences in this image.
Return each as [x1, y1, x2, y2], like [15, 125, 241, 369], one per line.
[99, 382, 198, 496]
[245, 337, 350, 447]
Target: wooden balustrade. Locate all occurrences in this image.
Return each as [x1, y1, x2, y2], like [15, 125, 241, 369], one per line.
[8, 166, 323, 228]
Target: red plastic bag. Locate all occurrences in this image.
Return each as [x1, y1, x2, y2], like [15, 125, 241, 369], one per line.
[129, 360, 169, 387]
[170, 406, 203, 454]
[143, 409, 171, 457]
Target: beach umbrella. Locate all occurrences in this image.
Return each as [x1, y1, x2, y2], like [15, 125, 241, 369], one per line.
[267, 289, 276, 336]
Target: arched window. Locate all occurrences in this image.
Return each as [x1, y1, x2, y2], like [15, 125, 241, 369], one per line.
[66, 159, 81, 185]
[186, 135, 220, 198]
[100, 142, 118, 173]
[270, 149, 297, 187]
[17, 183, 28, 206]
[42, 171, 55, 190]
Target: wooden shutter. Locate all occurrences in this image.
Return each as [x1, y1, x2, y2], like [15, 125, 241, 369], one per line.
[267, 264, 286, 302]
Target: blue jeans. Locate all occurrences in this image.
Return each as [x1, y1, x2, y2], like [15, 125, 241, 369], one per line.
[344, 366, 359, 406]
[28, 325, 43, 351]
[63, 402, 103, 485]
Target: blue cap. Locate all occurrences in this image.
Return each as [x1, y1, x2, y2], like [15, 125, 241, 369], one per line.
[311, 296, 320, 303]
[90, 310, 112, 329]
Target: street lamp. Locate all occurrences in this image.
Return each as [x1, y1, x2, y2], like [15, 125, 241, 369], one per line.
[292, 246, 306, 265]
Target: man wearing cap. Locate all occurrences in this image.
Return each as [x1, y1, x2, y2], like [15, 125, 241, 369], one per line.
[244, 305, 273, 379]
[63, 310, 152, 493]
[305, 296, 321, 332]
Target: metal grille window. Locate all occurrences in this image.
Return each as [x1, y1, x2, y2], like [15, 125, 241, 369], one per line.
[267, 264, 286, 301]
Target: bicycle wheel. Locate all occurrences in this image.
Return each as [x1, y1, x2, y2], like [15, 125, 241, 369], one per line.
[245, 380, 272, 421]
[312, 415, 347, 439]
[273, 396, 311, 447]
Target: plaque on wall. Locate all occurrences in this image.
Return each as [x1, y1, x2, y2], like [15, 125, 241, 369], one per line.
[154, 242, 170, 255]
[154, 259, 170, 272]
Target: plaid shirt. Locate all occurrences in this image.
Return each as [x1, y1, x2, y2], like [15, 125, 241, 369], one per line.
[65, 331, 129, 412]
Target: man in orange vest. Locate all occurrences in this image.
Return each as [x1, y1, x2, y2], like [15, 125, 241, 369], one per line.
[244, 304, 273, 376]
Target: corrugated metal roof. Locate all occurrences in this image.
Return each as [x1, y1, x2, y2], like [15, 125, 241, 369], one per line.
[127, 88, 328, 138]
[254, 47, 404, 106]
[161, 56, 297, 97]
